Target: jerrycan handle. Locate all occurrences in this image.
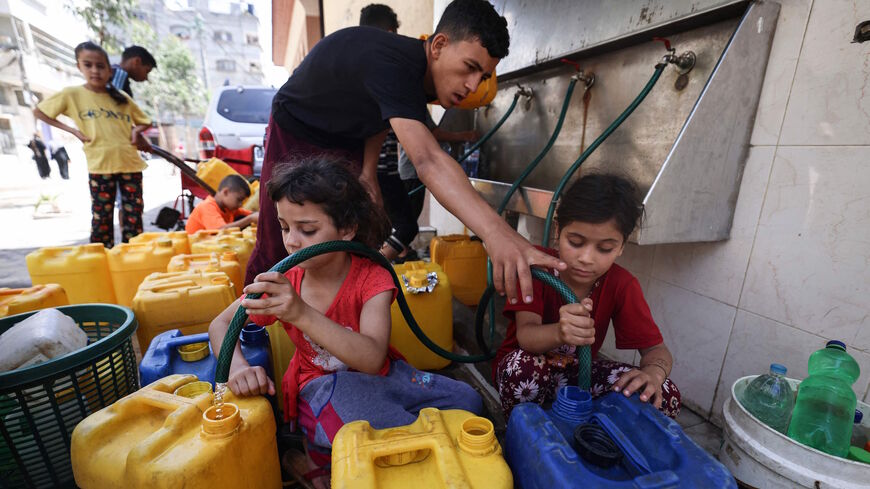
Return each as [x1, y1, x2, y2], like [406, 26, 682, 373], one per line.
[165, 332, 212, 350]
[589, 413, 651, 476]
[151, 279, 199, 293]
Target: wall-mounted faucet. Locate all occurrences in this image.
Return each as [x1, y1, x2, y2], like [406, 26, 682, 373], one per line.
[654, 37, 696, 74]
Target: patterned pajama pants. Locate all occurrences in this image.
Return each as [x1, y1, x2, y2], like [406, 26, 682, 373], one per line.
[496, 349, 681, 419]
[88, 172, 143, 247]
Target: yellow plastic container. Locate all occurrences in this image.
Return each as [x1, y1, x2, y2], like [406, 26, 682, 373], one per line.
[332, 408, 512, 489]
[430, 235, 489, 306]
[71, 374, 281, 489]
[106, 240, 177, 307]
[25, 243, 115, 304]
[131, 270, 236, 351]
[167, 252, 244, 296]
[389, 261, 452, 370]
[196, 157, 257, 204]
[242, 222, 257, 242]
[243, 180, 259, 211]
[265, 321, 295, 413]
[191, 234, 255, 273]
[129, 231, 190, 255]
[0, 284, 69, 317]
[188, 228, 242, 245]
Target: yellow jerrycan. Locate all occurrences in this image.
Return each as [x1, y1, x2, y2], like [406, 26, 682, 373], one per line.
[132, 270, 236, 351]
[168, 252, 244, 296]
[265, 320, 294, 415]
[331, 408, 512, 489]
[243, 180, 259, 211]
[429, 235, 488, 306]
[71, 374, 281, 489]
[196, 158, 257, 205]
[107, 240, 176, 307]
[130, 231, 191, 255]
[191, 233, 255, 273]
[189, 228, 243, 246]
[25, 243, 115, 304]
[242, 222, 257, 242]
[389, 261, 452, 370]
[0, 284, 69, 317]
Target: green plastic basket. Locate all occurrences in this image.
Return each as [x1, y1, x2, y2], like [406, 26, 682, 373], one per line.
[0, 304, 138, 489]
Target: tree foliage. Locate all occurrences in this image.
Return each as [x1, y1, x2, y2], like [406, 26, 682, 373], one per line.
[67, 0, 137, 54]
[130, 21, 207, 122]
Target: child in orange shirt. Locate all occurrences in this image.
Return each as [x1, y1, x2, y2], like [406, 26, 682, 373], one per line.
[186, 174, 259, 234]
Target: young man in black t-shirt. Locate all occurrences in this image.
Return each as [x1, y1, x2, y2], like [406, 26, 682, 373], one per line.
[249, 0, 566, 304]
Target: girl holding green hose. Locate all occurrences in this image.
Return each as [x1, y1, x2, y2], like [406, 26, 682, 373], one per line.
[208, 158, 481, 488]
[495, 174, 681, 419]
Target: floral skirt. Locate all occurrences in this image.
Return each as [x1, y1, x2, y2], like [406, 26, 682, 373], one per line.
[496, 348, 681, 419]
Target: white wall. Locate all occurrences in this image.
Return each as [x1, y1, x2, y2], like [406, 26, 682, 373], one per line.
[423, 0, 870, 424]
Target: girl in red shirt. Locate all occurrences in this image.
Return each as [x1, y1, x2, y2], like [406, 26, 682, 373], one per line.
[495, 174, 681, 419]
[209, 158, 481, 487]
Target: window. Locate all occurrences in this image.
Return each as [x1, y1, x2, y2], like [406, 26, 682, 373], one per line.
[248, 61, 261, 73]
[0, 88, 8, 106]
[216, 87, 276, 124]
[213, 30, 232, 42]
[246, 33, 259, 46]
[216, 59, 236, 72]
[14, 90, 30, 107]
[170, 25, 191, 40]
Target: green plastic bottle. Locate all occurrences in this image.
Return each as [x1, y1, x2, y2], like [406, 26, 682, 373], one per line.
[787, 340, 860, 457]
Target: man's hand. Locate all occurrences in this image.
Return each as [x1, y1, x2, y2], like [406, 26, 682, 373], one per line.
[241, 272, 309, 324]
[485, 227, 566, 303]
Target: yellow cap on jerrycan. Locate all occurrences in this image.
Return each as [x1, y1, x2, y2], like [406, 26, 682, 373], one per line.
[132, 270, 236, 351]
[130, 231, 191, 255]
[389, 261, 452, 370]
[331, 408, 512, 489]
[430, 235, 489, 306]
[168, 252, 244, 296]
[191, 233, 254, 273]
[107, 240, 176, 307]
[0, 284, 69, 318]
[71, 374, 281, 489]
[25, 243, 115, 304]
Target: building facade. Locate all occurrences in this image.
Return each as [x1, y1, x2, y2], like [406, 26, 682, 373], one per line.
[133, 0, 265, 95]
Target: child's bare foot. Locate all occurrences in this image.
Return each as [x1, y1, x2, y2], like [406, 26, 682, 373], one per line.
[304, 440, 330, 489]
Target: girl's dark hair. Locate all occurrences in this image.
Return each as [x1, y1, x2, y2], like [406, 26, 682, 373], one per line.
[74, 41, 127, 105]
[556, 173, 643, 241]
[266, 157, 390, 249]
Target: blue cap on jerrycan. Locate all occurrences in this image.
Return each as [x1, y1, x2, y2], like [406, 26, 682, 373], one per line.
[856, 409, 864, 424]
[827, 340, 847, 351]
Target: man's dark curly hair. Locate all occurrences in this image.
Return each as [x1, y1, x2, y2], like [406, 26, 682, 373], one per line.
[433, 0, 509, 59]
[360, 4, 400, 32]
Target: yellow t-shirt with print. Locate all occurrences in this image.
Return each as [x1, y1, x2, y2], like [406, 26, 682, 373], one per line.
[37, 85, 151, 174]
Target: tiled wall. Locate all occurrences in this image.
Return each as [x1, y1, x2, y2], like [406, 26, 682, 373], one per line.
[600, 0, 870, 424]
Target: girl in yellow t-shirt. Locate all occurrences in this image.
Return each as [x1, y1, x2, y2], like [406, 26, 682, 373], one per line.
[34, 41, 152, 247]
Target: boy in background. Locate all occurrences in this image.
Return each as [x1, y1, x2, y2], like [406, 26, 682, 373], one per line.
[186, 174, 258, 234]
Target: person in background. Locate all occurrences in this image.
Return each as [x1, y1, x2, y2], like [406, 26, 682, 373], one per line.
[110, 45, 156, 99]
[397, 111, 479, 231]
[185, 174, 259, 234]
[495, 174, 681, 419]
[26, 133, 51, 179]
[209, 158, 481, 488]
[249, 0, 566, 302]
[48, 140, 70, 180]
[33, 41, 151, 247]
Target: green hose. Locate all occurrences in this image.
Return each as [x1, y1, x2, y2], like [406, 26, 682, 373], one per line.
[541, 64, 665, 246]
[474, 78, 581, 357]
[213, 240, 580, 384]
[408, 91, 522, 197]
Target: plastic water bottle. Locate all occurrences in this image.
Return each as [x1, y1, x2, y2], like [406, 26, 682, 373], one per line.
[787, 340, 860, 457]
[738, 363, 795, 434]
